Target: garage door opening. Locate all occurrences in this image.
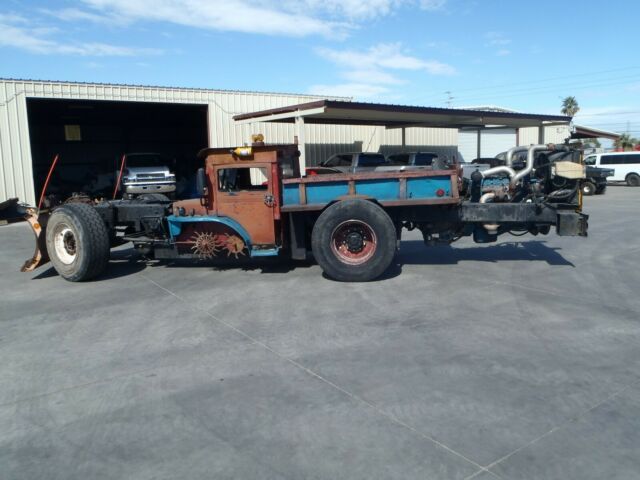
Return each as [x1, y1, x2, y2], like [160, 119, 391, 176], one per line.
[27, 99, 208, 201]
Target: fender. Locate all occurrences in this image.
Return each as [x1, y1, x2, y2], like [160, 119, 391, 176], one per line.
[166, 214, 252, 248]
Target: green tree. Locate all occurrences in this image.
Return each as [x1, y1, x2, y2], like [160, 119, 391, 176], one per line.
[613, 133, 638, 151]
[561, 96, 580, 116]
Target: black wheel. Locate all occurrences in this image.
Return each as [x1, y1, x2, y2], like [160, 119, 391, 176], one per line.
[595, 185, 607, 195]
[626, 173, 640, 187]
[581, 181, 596, 196]
[311, 199, 396, 282]
[45, 203, 110, 281]
[137, 193, 171, 202]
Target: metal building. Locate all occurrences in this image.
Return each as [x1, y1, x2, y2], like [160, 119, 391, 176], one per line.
[0, 79, 459, 205]
[457, 106, 572, 162]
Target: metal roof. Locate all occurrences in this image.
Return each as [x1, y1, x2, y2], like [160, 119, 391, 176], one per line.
[0, 78, 351, 100]
[233, 99, 572, 129]
[571, 124, 621, 140]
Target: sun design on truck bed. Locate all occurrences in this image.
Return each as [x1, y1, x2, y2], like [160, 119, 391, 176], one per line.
[190, 231, 246, 259]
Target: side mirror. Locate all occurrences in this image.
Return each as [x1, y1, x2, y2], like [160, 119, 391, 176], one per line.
[196, 168, 208, 197]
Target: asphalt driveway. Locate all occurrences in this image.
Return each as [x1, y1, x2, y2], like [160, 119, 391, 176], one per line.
[1, 187, 639, 479]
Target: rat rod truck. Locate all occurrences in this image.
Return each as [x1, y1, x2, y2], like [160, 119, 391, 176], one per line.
[21, 142, 588, 282]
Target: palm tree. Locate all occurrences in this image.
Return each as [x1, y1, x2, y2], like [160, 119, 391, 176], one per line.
[613, 133, 638, 151]
[561, 96, 580, 116]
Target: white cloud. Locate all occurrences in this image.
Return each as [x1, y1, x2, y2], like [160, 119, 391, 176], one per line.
[484, 31, 511, 46]
[317, 43, 456, 75]
[298, 0, 406, 20]
[308, 83, 390, 99]
[313, 43, 455, 100]
[41, 7, 120, 25]
[0, 16, 162, 56]
[39, 0, 449, 39]
[78, 0, 344, 37]
[496, 49, 511, 56]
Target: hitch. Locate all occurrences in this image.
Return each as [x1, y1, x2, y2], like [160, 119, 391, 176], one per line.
[556, 211, 588, 237]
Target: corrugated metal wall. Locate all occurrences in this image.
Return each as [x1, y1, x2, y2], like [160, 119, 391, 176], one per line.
[0, 79, 458, 205]
[518, 125, 571, 145]
[0, 82, 35, 205]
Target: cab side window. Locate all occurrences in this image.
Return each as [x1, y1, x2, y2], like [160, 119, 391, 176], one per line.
[218, 167, 268, 191]
[584, 156, 596, 166]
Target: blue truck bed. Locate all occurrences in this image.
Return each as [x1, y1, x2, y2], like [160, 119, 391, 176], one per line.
[281, 169, 460, 212]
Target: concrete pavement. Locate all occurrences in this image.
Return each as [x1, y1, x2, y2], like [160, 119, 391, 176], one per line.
[1, 186, 639, 479]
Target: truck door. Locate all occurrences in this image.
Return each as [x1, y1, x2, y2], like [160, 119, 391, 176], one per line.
[214, 164, 277, 246]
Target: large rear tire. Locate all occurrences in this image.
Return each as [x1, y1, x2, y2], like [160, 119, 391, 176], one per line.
[46, 203, 110, 281]
[311, 199, 396, 282]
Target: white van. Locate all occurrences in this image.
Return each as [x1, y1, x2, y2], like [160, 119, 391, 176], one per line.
[584, 152, 640, 186]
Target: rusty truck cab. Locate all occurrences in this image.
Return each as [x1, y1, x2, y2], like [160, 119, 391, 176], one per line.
[172, 144, 300, 252]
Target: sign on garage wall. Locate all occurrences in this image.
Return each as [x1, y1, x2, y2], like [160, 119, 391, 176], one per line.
[64, 124, 82, 141]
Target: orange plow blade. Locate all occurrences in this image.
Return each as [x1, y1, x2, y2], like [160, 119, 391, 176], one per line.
[20, 207, 50, 272]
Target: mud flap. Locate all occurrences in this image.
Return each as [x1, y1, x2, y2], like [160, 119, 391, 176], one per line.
[556, 211, 588, 237]
[20, 208, 51, 272]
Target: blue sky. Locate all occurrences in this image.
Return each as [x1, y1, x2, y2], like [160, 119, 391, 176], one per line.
[1, 0, 639, 136]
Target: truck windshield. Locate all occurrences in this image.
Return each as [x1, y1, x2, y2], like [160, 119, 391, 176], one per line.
[126, 154, 164, 168]
[358, 154, 386, 167]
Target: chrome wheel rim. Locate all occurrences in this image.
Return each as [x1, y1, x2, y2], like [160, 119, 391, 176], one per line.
[53, 223, 77, 265]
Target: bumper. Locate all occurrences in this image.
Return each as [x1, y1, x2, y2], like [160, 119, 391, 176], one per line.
[124, 184, 176, 195]
[460, 203, 588, 236]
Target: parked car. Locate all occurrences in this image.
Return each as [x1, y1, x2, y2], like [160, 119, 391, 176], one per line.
[584, 152, 640, 186]
[306, 152, 387, 175]
[307, 151, 442, 176]
[386, 151, 441, 167]
[582, 166, 614, 195]
[118, 153, 177, 199]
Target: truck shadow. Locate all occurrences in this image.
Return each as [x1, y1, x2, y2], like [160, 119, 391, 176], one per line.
[32, 249, 148, 281]
[33, 240, 573, 281]
[160, 256, 315, 275]
[380, 240, 574, 280]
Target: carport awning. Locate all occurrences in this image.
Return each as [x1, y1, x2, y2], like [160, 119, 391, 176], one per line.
[233, 99, 571, 129]
[571, 124, 621, 140]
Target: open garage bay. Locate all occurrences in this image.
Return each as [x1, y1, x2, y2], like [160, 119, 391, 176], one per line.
[1, 187, 639, 479]
[27, 98, 208, 201]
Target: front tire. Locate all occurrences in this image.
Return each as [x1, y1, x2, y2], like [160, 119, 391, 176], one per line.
[311, 199, 396, 282]
[581, 181, 596, 196]
[626, 173, 640, 187]
[46, 203, 110, 281]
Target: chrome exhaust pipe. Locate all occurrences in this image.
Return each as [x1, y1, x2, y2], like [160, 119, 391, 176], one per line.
[480, 192, 499, 233]
[512, 144, 548, 185]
